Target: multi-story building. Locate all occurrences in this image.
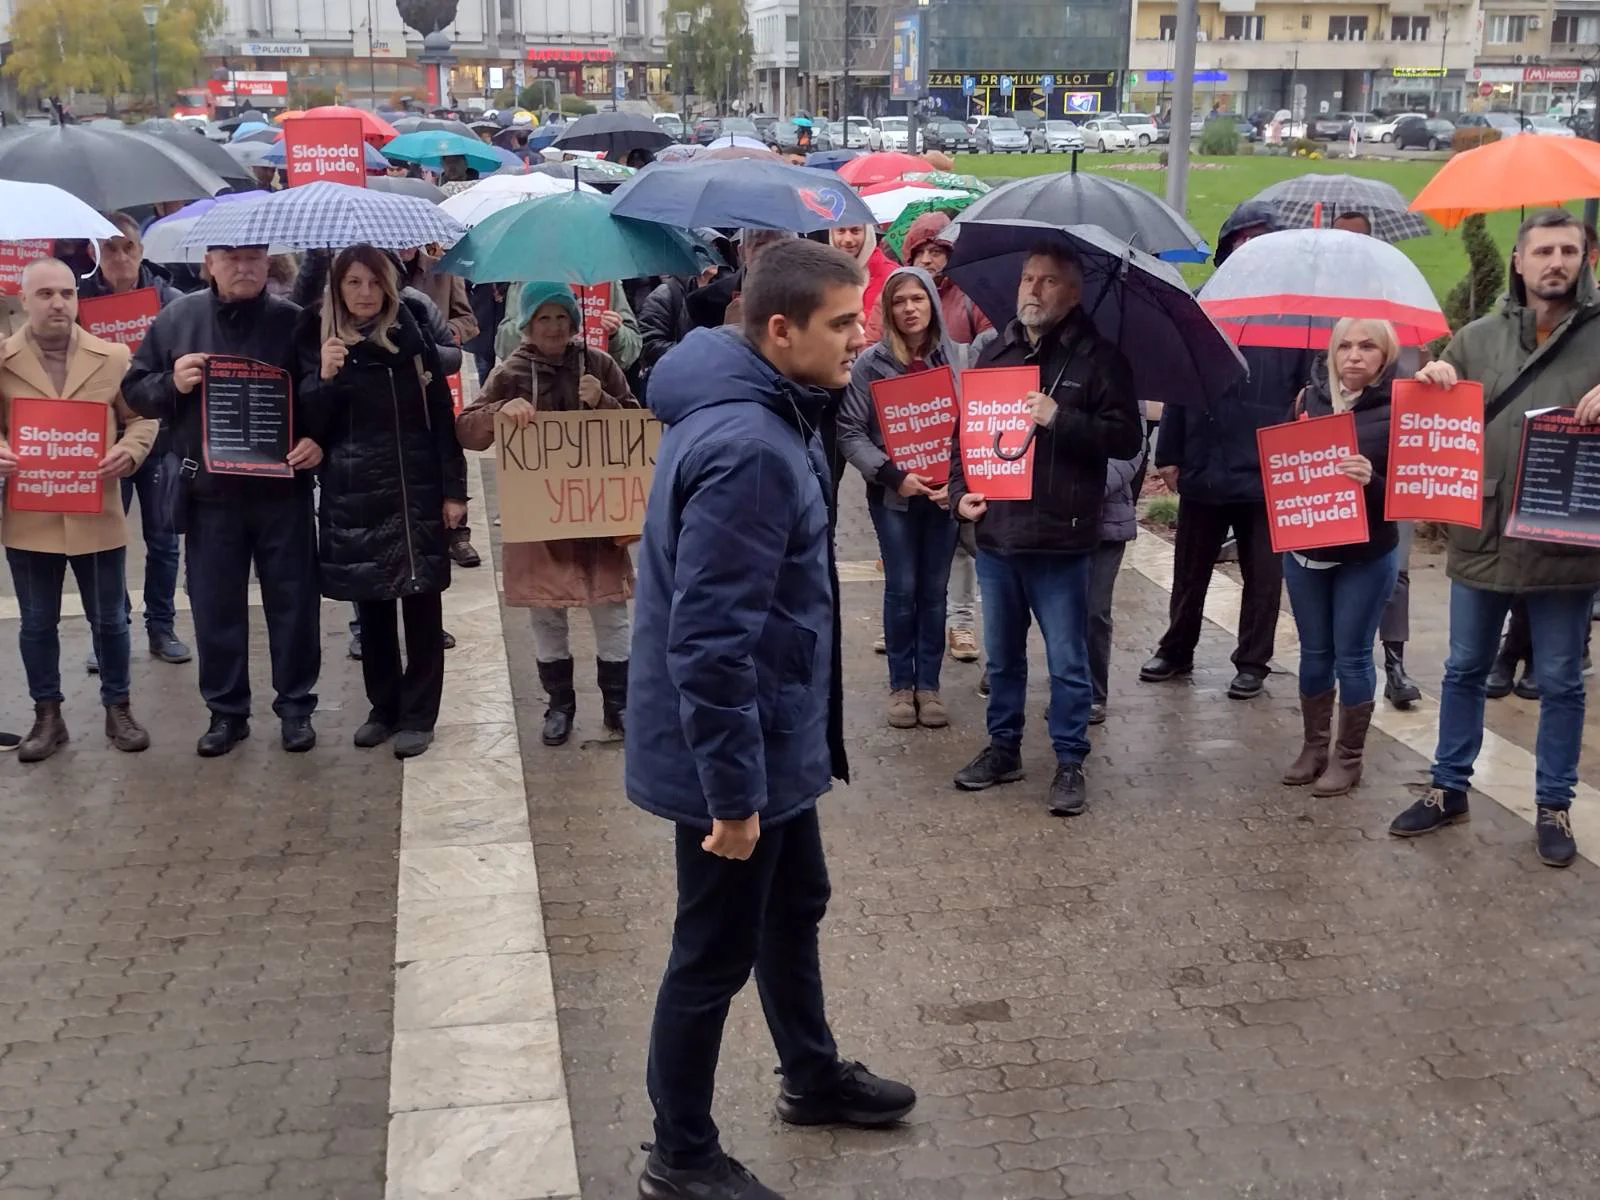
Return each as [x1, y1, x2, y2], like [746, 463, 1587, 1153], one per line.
[749, 0, 800, 114]
[1470, 0, 1597, 113]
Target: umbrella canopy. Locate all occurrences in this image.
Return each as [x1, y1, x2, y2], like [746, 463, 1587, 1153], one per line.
[805, 148, 862, 170]
[381, 130, 502, 173]
[175, 181, 465, 252]
[367, 175, 447, 202]
[438, 171, 599, 227]
[945, 219, 1247, 409]
[609, 158, 876, 233]
[836, 151, 934, 187]
[0, 180, 120, 241]
[141, 193, 293, 263]
[864, 184, 976, 225]
[525, 158, 637, 188]
[1250, 173, 1429, 241]
[218, 113, 270, 134]
[704, 134, 770, 152]
[1197, 227, 1448, 348]
[904, 170, 991, 194]
[261, 139, 389, 172]
[391, 116, 478, 140]
[273, 109, 305, 123]
[434, 188, 702, 284]
[552, 111, 673, 158]
[956, 170, 1210, 263]
[0, 123, 227, 210]
[1409, 135, 1600, 228]
[655, 142, 703, 164]
[222, 142, 273, 171]
[702, 144, 781, 162]
[122, 125, 255, 189]
[230, 125, 280, 146]
[883, 193, 981, 258]
[295, 106, 399, 146]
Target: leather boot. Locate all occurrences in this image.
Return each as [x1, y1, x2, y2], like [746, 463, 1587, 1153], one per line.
[1313, 701, 1375, 797]
[1282, 689, 1334, 785]
[597, 658, 627, 736]
[537, 658, 577, 746]
[1485, 649, 1517, 699]
[1383, 641, 1421, 709]
[104, 702, 150, 752]
[18, 701, 68, 763]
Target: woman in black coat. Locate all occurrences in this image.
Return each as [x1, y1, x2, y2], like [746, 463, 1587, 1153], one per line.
[298, 244, 468, 758]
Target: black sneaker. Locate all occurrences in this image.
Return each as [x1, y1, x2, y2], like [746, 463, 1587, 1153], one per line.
[1388, 786, 1470, 837]
[1087, 703, 1107, 726]
[354, 720, 393, 748]
[1227, 671, 1267, 699]
[1047, 763, 1087, 816]
[1537, 806, 1577, 868]
[638, 1146, 784, 1200]
[775, 1060, 916, 1128]
[977, 668, 990, 697]
[1513, 671, 1540, 700]
[1485, 657, 1515, 699]
[953, 742, 1023, 791]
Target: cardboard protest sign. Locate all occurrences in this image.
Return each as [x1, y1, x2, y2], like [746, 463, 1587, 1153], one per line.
[77, 287, 161, 353]
[572, 283, 612, 351]
[1385, 380, 1484, 527]
[496, 408, 661, 542]
[5, 396, 106, 513]
[447, 373, 464, 415]
[1257, 413, 1368, 553]
[202, 355, 294, 478]
[1505, 408, 1600, 549]
[282, 116, 368, 187]
[870, 365, 958, 485]
[0, 241, 53, 296]
[957, 365, 1038, 502]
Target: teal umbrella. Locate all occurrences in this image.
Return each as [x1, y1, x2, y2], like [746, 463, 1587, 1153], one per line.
[434, 188, 704, 284]
[381, 130, 502, 173]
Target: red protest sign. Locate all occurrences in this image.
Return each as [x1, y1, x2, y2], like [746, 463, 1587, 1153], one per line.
[282, 117, 368, 187]
[5, 396, 107, 513]
[958, 365, 1038, 502]
[0, 240, 54, 296]
[1385, 380, 1484, 527]
[1257, 413, 1368, 553]
[572, 283, 611, 351]
[447, 373, 464, 415]
[870, 365, 958, 485]
[77, 287, 161, 353]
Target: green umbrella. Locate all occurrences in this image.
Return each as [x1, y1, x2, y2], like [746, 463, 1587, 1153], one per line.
[434, 188, 703, 284]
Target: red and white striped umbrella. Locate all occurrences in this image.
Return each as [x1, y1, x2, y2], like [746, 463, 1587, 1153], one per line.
[1199, 227, 1447, 349]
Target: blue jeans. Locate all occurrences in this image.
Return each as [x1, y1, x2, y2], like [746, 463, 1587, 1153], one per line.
[1282, 548, 1401, 706]
[976, 549, 1093, 765]
[1433, 581, 1594, 810]
[7, 547, 131, 706]
[867, 497, 958, 692]
[122, 456, 180, 634]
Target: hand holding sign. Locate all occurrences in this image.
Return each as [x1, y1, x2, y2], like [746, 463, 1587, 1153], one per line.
[957, 493, 987, 521]
[0, 442, 18, 478]
[1414, 359, 1459, 390]
[1336, 455, 1373, 487]
[174, 353, 206, 395]
[500, 397, 537, 427]
[578, 374, 603, 408]
[1386, 380, 1484, 527]
[1025, 390, 1058, 428]
[1574, 383, 1600, 426]
[896, 472, 936, 499]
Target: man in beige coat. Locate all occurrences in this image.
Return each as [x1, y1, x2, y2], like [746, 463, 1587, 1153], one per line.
[0, 258, 157, 761]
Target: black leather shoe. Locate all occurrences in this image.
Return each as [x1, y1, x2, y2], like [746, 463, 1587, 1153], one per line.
[1513, 670, 1540, 701]
[1382, 641, 1421, 709]
[638, 1147, 784, 1199]
[1047, 763, 1087, 816]
[1227, 671, 1267, 699]
[354, 720, 392, 748]
[393, 730, 434, 759]
[280, 717, 317, 753]
[1138, 654, 1192, 682]
[1485, 656, 1515, 698]
[953, 742, 1024, 791]
[197, 714, 249, 758]
[775, 1060, 916, 1128]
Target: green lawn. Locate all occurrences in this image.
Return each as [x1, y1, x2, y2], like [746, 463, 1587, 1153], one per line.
[948, 149, 1539, 303]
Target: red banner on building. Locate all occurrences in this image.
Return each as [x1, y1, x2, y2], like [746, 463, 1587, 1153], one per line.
[957, 365, 1038, 502]
[571, 283, 611, 351]
[77, 287, 162, 353]
[1385, 380, 1484, 527]
[0, 240, 53, 297]
[5, 396, 106, 514]
[282, 117, 368, 187]
[870, 365, 958, 485]
[1258, 413, 1369, 553]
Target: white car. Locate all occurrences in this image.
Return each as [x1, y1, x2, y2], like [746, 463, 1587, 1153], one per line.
[1037, 120, 1086, 153]
[1529, 116, 1577, 137]
[1116, 112, 1159, 147]
[1363, 113, 1423, 143]
[844, 116, 872, 149]
[973, 115, 1030, 153]
[1082, 117, 1135, 151]
[867, 116, 920, 153]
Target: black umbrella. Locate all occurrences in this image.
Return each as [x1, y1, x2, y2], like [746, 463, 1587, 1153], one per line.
[552, 111, 672, 159]
[130, 121, 254, 189]
[0, 123, 228, 210]
[368, 175, 446, 203]
[956, 164, 1211, 263]
[391, 115, 479, 140]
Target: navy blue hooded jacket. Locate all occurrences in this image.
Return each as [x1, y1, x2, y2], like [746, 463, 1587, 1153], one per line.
[625, 326, 848, 830]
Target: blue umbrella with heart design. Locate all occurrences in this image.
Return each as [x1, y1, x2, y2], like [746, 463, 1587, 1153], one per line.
[607, 157, 875, 233]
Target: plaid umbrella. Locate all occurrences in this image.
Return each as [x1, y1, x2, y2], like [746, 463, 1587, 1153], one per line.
[176, 181, 465, 252]
[1250, 173, 1429, 242]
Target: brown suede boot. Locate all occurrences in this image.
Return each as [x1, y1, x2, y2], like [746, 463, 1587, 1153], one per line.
[1313, 701, 1375, 797]
[1282, 689, 1334, 785]
[105, 703, 151, 752]
[18, 701, 68, 763]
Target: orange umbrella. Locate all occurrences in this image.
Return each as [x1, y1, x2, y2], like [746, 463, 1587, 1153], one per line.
[1409, 135, 1600, 228]
[836, 151, 933, 188]
[291, 105, 400, 146]
[272, 109, 304, 123]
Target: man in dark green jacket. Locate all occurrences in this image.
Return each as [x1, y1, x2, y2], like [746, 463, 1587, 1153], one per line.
[1390, 210, 1600, 867]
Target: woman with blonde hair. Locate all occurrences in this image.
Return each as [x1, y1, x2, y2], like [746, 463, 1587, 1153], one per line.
[297, 244, 467, 759]
[1281, 316, 1402, 797]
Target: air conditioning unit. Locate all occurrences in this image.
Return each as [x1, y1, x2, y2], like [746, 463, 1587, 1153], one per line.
[1513, 52, 1526, 62]
[1527, 15, 1541, 29]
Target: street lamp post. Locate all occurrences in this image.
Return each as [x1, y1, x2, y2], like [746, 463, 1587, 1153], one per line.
[675, 10, 692, 140]
[141, 3, 160, 114]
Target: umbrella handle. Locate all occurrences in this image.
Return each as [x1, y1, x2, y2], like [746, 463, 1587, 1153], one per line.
[993, 424, 1036, 461]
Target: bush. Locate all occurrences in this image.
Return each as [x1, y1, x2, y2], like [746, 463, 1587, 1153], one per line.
[1288, 137, 1319, 157]
[1441, 213, 1505, 335]
[1451, 126, 1500, 153]
[301, 86, 338, 109]
[560, 97, 596, 116]
[1142, 495, 1179, 528]
[492, 88, 516, 109]
[1198, 117, 1239, 156]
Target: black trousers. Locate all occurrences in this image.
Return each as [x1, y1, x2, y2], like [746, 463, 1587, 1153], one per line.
[1156, 498, 1282, 678]
[185, 495, 320, 719]
[646, 806, 840, 1168]
[355, 592, 446, 731]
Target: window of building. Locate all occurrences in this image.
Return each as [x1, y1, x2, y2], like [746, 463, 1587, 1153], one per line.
[1301, 13, 1311, 28]
[1159, 14, 1177, 39]
[498, 0, 514, 24]
[1389, 15, 1430, 39]
[1222, 14, 1264, 39]
[624, 0, 638, 25]
[1327, 14, 1368, 39]
[847, 5, 877, 38]
[1485, 14, 1527, 42]
[1552, 12, 1600, 42]
[785, 13, 798, 40]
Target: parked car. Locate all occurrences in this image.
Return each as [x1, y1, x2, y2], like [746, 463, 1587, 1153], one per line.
[843, 116, 871, 148]
[1529, 115, 1577, 137]
[867, 116, 921, 152]
[1033, 119, 1087, 153]
[1011, 110, 1044, 142]
[1082, 117, 1136, 152]
[1115, 111, 1160, 147]
[972, 115, 1030, 153]
[1394, 116, 1455, 150]
[922, 118, 975, 153]
[1313, 110, 1377, 140]
[1483, 112, 1530, 137]
[1364, 112, 1425, 143]
[653, 112, 686, 141]
[750, 113, 779, 142]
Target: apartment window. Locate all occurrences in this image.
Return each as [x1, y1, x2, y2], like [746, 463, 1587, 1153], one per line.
[1485, 13, 1527, 41]
[1301, 13, 1311, 28]
[847, 5, 877, 38]
[1327, 14, 1368, 39]
[1390, 15, 1430, 39]
[624, 0, 638, 24]
[498, 0, 514, 25]
[1552, 12, 1600, 42]
[1223, 14, 1264, 39]
[1158, 14, 1177, 39]
[785, 13, 798, 39]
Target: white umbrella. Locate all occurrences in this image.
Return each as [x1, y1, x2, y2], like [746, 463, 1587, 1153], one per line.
[864, 184, 975, 225]
[438, 171, 599, 228]
[704, 134, 768, 152]
[0, 180, 120, 241]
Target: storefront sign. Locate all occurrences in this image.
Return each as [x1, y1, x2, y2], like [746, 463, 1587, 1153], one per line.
[929, 70, 1116, 89]
[210, 71, 289, 99]
[1506, 410, 1600, 548]
[353, 27, 407, 58]
[240, 41, 309, 57]
[527, 47, 614, 63]
[891, 11, 925, 102]
[495, 409, 660, 542]
[1469, 66, 1596, 84]
[1258, 414, 1368, 553]
[0, 240, 52, 296]
[1390, 67, 1446, 77]
[871, 366, 958, 485]
[1385, 381, 1484, 527]
[1145, 69, 1229, 83]
[5, 396, 106, 514]
[77, 288, 161, 353]
[283, 116, 368, 187]
[958, 366, 1038, 502]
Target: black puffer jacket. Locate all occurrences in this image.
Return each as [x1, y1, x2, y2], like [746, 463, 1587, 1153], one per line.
[1296, 357, 1398, 564]
[296, 304, 468, 602]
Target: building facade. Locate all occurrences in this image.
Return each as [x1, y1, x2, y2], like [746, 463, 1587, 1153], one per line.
[1471, 0, 1598, 113]
[749, 0, 800, 114]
